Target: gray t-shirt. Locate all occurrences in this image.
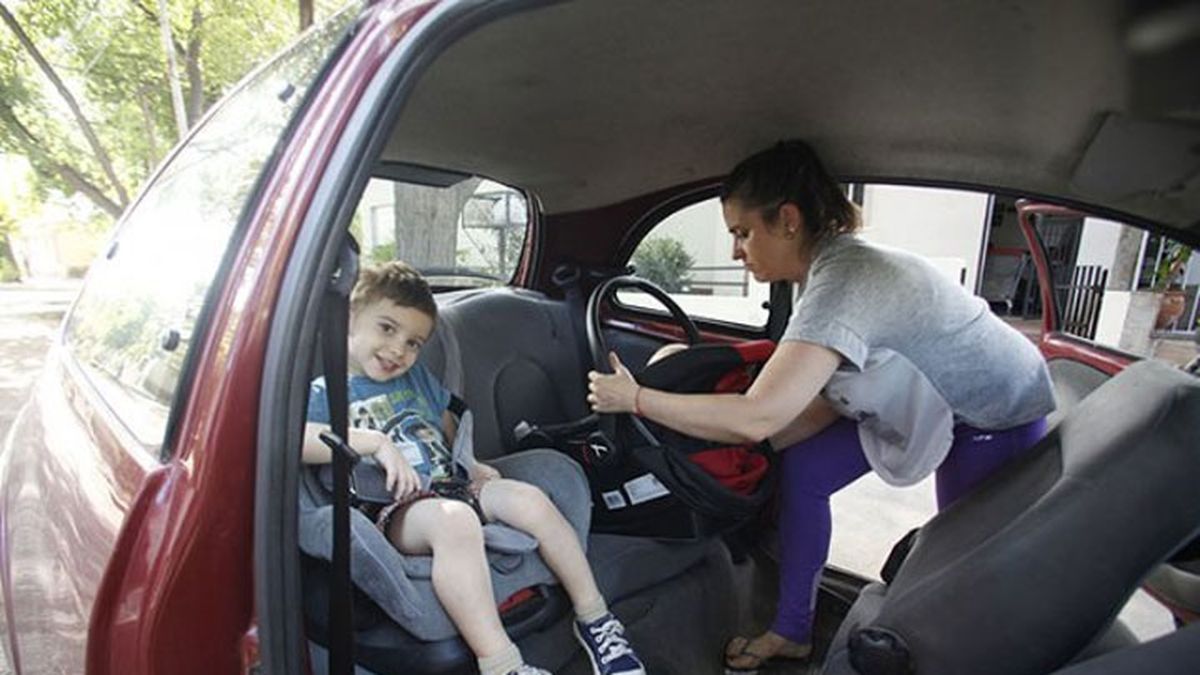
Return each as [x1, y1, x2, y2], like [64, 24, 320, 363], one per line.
[783, 235, 1055, 483]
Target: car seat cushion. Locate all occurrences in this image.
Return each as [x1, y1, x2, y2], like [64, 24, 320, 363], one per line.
[298, 448, 590, 642]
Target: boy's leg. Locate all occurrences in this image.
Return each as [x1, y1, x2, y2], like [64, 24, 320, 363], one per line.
[478, 479, 603, 613]
[387, 497, 512, 659]
[480, 479, 646, 675]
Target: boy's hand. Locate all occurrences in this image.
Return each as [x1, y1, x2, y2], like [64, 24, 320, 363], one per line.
[374, 441, 420, 500]
[471, 462, 501, 483]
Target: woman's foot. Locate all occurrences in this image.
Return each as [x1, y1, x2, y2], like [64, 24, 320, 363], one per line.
[723, 631, 812, 672]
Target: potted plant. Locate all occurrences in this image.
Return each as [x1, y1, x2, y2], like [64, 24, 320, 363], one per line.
[1153, 241, 1193, 330]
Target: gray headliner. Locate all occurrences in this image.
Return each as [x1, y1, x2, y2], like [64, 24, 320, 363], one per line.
[384, 0, 1199, 234]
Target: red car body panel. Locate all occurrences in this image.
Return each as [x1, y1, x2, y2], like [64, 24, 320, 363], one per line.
[0, 2, 435, 673]
[1016, 200, 1137, 375]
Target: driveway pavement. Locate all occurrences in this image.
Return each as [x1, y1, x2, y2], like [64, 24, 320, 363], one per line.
[0, 280, 79, 675]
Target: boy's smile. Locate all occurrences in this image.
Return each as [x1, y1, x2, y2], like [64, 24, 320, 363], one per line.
[347, 300, 435, 382]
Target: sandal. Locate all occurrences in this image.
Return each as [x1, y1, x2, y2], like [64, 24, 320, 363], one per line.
[723, 633, 812, 674]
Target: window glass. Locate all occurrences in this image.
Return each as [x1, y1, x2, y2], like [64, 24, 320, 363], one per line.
[621, 198, 768, 328]
[64, 8, 359, 452]
[1042, 217, 1198, 365]
[354, 176, 528, 288]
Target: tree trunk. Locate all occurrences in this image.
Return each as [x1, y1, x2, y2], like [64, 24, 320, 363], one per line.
[390, 180, 480, 269]
[184, 5, 204, 124]
[157, 0, 188, 140]
[135, 84, 161, 170]
[0, 1, 129, 208]
[299, 0, 314, 31]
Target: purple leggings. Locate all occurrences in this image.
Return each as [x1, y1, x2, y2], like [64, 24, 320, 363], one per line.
[770, 415, 1048, 644]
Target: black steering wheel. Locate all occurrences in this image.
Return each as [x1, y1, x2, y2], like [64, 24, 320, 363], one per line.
[585, 275, 701, 446]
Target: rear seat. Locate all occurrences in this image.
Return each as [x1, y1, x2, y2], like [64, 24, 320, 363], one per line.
[420, 287, 738, 674]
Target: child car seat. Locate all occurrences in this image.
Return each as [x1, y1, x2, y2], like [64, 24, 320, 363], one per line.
[515, 340, 778, 539]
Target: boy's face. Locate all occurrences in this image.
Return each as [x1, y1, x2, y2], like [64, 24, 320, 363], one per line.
[347, 298, 435, 382]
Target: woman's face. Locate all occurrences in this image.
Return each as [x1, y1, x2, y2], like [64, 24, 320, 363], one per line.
[723, 199, 813, 282]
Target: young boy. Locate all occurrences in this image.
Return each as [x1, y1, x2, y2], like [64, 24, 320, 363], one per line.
[303, 261, 646, 675]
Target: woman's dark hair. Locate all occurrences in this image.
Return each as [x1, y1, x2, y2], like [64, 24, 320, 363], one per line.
[719, 140, 860, 244]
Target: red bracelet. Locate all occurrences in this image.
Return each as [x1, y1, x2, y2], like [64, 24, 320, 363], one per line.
[633, 386, 644, 416]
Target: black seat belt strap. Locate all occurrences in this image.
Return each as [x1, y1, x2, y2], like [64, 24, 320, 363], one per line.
[317, 237, 359, 675]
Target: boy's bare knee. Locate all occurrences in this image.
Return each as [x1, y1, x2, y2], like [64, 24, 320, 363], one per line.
[508, 482, 556, 522]
[429, 500, 483, 547]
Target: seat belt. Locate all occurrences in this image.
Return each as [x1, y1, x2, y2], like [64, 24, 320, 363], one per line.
[316, 237, 360, 675]
[551, 263, 594, 378]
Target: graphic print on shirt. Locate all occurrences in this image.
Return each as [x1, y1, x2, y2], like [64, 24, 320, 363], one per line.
[350, 392, 454, 481]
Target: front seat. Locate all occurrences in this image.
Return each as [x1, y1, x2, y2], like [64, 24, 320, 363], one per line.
[821, 360, 1200, 675]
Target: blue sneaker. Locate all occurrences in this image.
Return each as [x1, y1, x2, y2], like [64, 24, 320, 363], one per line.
[573, 613, 646, 675]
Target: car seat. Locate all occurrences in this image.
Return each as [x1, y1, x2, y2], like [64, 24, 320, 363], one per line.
[820, 360, 1200, 675]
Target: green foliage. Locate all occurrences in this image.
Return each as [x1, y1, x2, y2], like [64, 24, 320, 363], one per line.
[0, 0, 340, 227]
[1154, 241, 1192, 291]
[368, 242, 395, 265]
[631, 236, 694, 293]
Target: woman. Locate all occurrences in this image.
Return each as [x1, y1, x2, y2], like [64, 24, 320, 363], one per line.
[587, 140, 1054, 671]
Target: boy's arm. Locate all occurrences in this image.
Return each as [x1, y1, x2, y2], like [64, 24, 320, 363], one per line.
[302, 422, 391, 464]
[301, 422, 422, 499]
[441, 409, 458, 445]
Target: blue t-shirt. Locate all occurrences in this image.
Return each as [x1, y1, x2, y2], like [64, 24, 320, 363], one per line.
[308, 362, 459, 481]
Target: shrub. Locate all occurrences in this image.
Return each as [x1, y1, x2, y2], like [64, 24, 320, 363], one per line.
[632, 237, 694, 292]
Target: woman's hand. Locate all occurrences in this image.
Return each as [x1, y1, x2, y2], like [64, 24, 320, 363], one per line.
[471, 461, 501, 483]
[588, 352, 641, 413]
[372, 437, 421, 500]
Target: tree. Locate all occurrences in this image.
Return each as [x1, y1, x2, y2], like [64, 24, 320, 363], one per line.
[0, 0, 325, 227]
[632, 237, 694, 292]
[0, 0, 128, 216]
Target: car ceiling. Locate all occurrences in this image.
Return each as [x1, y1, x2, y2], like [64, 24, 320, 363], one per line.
[383, 0, 1200, 240]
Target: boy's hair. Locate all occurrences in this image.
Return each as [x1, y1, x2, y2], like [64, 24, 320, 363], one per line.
[350, 261, 438, 321]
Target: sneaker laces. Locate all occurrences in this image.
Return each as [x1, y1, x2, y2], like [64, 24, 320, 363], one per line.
[586, 618, 634, 665]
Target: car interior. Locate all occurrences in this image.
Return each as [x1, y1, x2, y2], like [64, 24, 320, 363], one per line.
[259, 1, 1200, 674]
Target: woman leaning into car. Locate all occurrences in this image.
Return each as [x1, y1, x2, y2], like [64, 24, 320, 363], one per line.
[587, 140, 1055, 672]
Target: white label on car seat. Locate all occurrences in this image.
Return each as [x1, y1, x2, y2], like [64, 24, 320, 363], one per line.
[602, 490, 628, 510]
[624, 473, 671, 505]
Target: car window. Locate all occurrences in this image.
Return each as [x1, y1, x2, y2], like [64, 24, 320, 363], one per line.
[1028, 211, 1197, 366]
[63, 8, 359, 453]
[621, 197, 769, 328]
[353, 175, 528, 288]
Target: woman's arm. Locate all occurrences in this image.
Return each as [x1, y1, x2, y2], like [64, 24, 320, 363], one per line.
[768, 395, 842, 449]
[588, 340, 841, 444]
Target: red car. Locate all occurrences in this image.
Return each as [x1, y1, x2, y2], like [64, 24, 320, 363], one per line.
[2, 1, 1198, 674]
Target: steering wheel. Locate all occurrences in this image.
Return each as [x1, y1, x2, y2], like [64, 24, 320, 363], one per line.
[585, 275, 701, 447]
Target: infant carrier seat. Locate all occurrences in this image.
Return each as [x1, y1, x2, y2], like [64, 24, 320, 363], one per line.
[516, 274, 778, 540]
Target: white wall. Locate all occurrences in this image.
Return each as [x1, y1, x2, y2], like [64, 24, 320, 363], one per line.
[859, 185, 990, 291]
[1076, 217, 1124, 270]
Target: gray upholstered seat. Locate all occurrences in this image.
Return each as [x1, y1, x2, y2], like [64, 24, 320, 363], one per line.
[413, 287, 738, 674]
[822, 360, 1200, 675]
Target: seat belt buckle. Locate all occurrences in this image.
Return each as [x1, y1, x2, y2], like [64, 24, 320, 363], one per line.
[318, 430, 362, 503]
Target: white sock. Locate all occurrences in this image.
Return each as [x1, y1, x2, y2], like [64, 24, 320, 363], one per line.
[575, 597, 609, 624]
[477, 642, 523, 675]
